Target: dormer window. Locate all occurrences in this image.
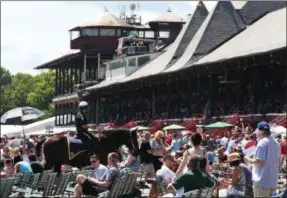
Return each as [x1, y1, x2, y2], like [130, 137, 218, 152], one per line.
[100, 29, 116, 36]
[82, 28, 99, 36]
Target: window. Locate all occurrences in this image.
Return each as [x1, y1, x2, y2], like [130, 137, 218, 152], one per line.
[138, 56, 150, 66]
[138, 31, 144, 38]
[82, 28, 98, 36]
[159, 31, 170, 38]
[109, 60, 126, 70]
[128, 58, 136, 67]
[117, 29, 121, 36]
[145, 31, 154, 38]
[100, 29, 116, 36]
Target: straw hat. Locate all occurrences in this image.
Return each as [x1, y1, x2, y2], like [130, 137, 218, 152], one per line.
[226, 153, 241, 163]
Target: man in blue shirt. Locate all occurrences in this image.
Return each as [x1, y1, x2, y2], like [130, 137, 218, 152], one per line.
[245, 121, 281, 197]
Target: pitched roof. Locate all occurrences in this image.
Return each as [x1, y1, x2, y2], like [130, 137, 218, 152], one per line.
[165, 1, 246, 72]
[72, 8, 133, 29]
[192, 7, 287, 66]
[86, 13, 194, 91]
[239, 1, 286, 25]
[165, 2, 208, 70]
[148, 8, 185, 23]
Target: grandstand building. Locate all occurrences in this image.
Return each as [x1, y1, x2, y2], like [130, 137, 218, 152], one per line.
[35, 1, 287, 128]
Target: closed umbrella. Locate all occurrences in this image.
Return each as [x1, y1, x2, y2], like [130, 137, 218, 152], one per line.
[163, 124, 186, 131]
[204, 121, 234, 129]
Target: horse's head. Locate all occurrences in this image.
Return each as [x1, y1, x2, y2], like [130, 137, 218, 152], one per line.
[101, 128, 139, 153]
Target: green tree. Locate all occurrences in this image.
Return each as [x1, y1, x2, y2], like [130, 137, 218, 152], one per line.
[9, 73, 36, 107]
[0, 67, 13, 115]
[27, 70, 55, 118]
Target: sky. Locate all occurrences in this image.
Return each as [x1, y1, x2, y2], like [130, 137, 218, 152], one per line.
[1, 1, 217, 75]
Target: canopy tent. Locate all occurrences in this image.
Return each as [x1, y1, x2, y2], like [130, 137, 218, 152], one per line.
[163, 124, 186, 131]
[14, 115, 75, 136]
[0, 125, 23, 137]
[204, 121, 234, 129]
[271, 125, 286, 137]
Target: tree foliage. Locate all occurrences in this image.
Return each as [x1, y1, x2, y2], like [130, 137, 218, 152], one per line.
[0, 67, 55, 119]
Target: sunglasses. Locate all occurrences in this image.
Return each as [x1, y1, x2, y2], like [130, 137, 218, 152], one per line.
[90, 160, 98, 163]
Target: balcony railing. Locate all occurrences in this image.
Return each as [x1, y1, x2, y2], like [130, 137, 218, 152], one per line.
[118, 46, 148, 56]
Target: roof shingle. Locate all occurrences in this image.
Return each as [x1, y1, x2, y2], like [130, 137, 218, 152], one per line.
[239, 1, 286, 25]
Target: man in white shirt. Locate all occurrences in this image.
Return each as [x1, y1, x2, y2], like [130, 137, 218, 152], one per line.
[220, 133, 229, 149]
[149, 154, 179, 197]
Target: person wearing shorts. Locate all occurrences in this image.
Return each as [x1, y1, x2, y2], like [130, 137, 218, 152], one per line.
[74, 153, 120, 197]
[139, 139, 155, 178]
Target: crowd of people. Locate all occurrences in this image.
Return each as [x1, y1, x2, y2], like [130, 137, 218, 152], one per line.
[0, 121, 286, 198]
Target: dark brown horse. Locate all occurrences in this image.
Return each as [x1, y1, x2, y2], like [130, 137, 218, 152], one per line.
[36, 128, 139, 174]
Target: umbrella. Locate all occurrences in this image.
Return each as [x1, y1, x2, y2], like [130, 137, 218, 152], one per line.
[1, 107, 45, 136]
[1, 107, 45, 123]
[163, 124, 186, 131]
[204, 121, 234, 129]
[131, 126, 150, 131]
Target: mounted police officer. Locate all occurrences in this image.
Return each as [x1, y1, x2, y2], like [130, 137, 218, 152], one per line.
[75, 101, 97, 155]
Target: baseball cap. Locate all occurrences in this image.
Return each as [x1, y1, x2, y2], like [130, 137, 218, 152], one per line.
[257, 121, 270, 132]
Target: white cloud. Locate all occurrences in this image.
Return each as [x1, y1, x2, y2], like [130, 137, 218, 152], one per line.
[1, 1, 193, 75]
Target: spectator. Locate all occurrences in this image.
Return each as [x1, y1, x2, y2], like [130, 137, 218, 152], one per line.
[28, 153, 43, 174]
[170, 134, 181, 154]
[4, 158, 14, 176]
[150, 131, 165, 172]
[199, 157, 220, 189]
[181, 132, 191, 145]
[119, 149, 138, 172]
[13, 155, 33, 174]
[206, 146, 215, 166]
[168, 155, 214, 194]
[139, 139, 155, 178]
[220, 133, 229, 149]
[165, 134, 172, 146]
[149, 154, 179, 198]
[2, 147, 11, 158]
[74, 155, 108, 196]
[280, 136, 286, 157]
[20, 145, 30, 163]
[176, 133, 206, 176]
[219, 153, 253, 197]
[244, 121, 281, 197]
[74, 152, 120, 197]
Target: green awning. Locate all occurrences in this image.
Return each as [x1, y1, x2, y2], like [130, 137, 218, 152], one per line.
[163, 124, 186, 131]
[204, 121, 234, 129]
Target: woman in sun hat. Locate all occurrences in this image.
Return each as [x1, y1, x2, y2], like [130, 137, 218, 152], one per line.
[219, 153, 253, 197]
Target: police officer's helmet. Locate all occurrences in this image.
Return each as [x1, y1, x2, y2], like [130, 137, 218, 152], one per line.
[79, 101, 89, 110]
